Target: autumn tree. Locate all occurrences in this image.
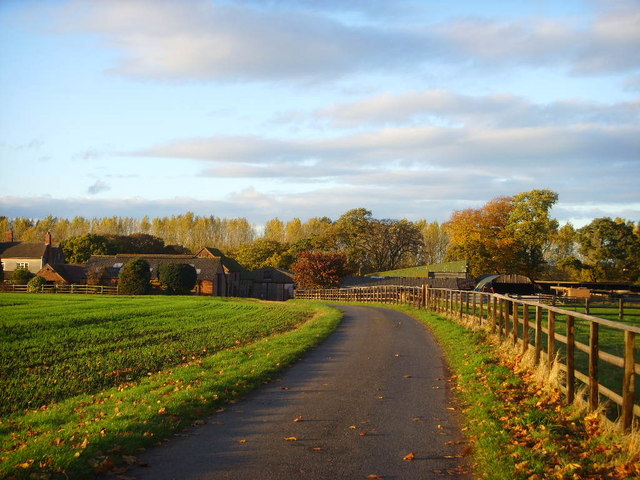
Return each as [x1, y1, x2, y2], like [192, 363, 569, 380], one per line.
[292, 251, 348, 289]
[444, 196, 516, 277]
[360, 219, 424, 272]
[233, 239, 289, 271]
[544, 223, 581, 280]
[118, 258, 151, 295]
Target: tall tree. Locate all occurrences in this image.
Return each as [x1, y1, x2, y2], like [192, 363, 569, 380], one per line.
[507, 189, 559, 278]
[61, 234, 112, 263]
[444, 196, 516, 277]
[233, 239, 288, 271]
[577, 217, 640, 281]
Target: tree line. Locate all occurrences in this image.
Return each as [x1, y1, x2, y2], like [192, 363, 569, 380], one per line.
[1, 188, 638, 283]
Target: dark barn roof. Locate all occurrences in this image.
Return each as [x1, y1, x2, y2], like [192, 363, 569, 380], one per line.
[87, 255, 223, 281]
[474, 274, 535, 294]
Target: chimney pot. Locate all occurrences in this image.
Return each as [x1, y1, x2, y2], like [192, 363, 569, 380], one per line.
[45, 231, 52, 245]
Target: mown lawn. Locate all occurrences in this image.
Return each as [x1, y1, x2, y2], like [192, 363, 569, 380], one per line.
[0, 294, 341, 479]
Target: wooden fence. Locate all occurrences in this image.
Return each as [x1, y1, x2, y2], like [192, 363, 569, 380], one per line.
[295, 285, 639, 431]
[0, 284, 119, 295]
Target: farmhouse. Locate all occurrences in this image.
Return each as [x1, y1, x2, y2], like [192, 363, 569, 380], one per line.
[0, 231, 64, 275]
[86, 254, 227, 295]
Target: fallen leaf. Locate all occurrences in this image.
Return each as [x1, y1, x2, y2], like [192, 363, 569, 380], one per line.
[279, 387, 290, 390]
[122, 455, 138, 465]
[293, 416, 303, 423]
[403, 375, 413, 378]
[403, 452, 416, 461]
[348, 425, 358, 429]
[238, 439, 247, 443]
[367, 475, 383, 479]
[16, 460, 34, 469]
[157, 407, 167, 415]
[358, 432, 367, 436]
[284, 437, 297, 441]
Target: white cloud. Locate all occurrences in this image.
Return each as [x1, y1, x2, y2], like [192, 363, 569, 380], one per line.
[87, 180, 111, 195]
[314, 89, 640, 127]
[37, 0, 640, 83]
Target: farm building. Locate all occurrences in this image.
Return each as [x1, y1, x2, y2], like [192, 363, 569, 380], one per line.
[196, 247, 249, 297]
[0, 231, 64, 276]
[36, 263, 86, 284]
[86, 254, 227, 295]
[249, 267, 295, 301]
[474, 274, 536, 295]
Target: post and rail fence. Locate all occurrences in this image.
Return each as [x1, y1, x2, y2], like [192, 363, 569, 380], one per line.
[0, 283, 119, 295]
[295, 285, 640, 432]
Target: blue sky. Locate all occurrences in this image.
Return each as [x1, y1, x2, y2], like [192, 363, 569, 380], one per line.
[1, 0, 638, 227]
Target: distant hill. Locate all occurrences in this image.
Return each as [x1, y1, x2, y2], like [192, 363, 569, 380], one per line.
[373, 260, 468, 278]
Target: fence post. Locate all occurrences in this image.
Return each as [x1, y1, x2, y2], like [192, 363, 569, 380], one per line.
[622, 331, 636, 432]
[492, 296, 497, 333]
[498, 299, 504, 337]
[589, 321, 599, 411]
[619, 298, 625, 322]
[548, 310, 556, 366]
[512, 301, 519, 347]
[522, 304, 529, 354]
[534, 305, 542, 365]
[566, 315, 575, 404]
[585, 297, 590, 315]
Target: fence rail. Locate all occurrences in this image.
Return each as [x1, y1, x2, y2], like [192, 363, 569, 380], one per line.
[0, 284, 119, 295]
[295, 285, 639, 431]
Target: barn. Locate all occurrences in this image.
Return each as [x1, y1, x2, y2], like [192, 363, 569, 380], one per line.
[474, 274, 536, 295]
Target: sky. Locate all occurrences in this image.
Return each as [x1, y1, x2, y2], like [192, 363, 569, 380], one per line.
[0, 0, 638, 228]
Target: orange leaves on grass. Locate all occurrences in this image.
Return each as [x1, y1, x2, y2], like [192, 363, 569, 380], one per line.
[284, 436, 297, 442]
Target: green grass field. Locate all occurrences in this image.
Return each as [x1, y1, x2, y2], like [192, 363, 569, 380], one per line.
[0, 294, 341, 479]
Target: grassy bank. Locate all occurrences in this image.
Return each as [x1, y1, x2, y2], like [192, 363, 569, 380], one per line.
[0, 294, 342, 479]
[387, 304, 639, 480]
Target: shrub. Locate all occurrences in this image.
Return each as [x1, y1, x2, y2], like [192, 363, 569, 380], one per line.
[158, 263, 197, 294]
[12, 267, 34, 284]
[27, 276, 47, 293]
[118, 258, 151, 295]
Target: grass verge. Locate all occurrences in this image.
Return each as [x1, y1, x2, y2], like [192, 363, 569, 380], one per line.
[384, 304, 640, 480]
[0, 299, 341, 479]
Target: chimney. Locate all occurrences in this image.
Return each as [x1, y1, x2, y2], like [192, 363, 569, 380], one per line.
[4, 230, 13, 242]
[45, 231, 52, 245]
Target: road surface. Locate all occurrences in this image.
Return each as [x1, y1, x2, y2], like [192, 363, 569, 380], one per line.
[125, 305, 472, 479]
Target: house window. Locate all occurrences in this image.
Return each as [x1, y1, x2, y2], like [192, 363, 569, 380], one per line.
[17, 262, 29, 269]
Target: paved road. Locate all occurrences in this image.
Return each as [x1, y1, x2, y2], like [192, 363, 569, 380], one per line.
[125, 305, 472, 479]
